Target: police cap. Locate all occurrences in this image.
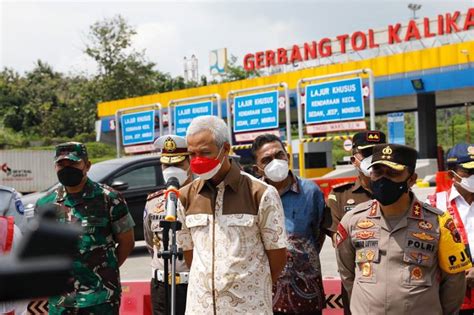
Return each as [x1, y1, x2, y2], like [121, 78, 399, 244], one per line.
[446, 144, 474, 169]
[369, 144, 417, 171]
[154, 135, 190, 165]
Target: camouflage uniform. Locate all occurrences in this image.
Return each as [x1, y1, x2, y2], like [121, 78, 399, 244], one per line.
[36, 178, 135, 314]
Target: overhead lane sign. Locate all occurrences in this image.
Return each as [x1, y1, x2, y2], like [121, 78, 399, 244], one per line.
[174, 101, 213, 136]
[233, 91, 279, 133]
[305, 77, 364, 124]
[121, 110, 155, 146]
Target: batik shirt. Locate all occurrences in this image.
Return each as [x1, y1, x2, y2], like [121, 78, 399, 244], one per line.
[177, 162, 288, 315]
[270, 174, 327, 313]
[36, 178, 135, 308]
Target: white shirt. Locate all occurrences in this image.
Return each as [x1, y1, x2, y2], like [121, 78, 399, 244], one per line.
[449, 186, 474, 249]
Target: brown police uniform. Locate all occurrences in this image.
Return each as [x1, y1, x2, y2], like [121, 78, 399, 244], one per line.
[337, 197, 468, 314]
[328, 130, 386, 314]
[336, 144, 470, 314]
[144, 135, 191, 315]
[327, 178, 372, 233]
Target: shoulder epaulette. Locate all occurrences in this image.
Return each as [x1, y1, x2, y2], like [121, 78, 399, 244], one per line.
[147, 190, 164, 201]
[353, 200, 375, 214]
[422, 202, 444, 216]
[331, 181, 355, 191]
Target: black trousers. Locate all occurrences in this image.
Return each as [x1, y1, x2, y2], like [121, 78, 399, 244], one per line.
[150, 278, 188, 315]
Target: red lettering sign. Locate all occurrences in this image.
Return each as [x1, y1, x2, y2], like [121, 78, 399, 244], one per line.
[242, 8, 473, 71]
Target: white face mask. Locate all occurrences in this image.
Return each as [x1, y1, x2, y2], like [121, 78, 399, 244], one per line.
[163, 166, 189, 187]
[264, 159, 289, 183]
[456, 173, 474, 193]
[359, 155, 373, 177]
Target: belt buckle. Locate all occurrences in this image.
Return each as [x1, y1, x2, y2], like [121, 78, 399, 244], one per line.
[168, 273, 181, 285]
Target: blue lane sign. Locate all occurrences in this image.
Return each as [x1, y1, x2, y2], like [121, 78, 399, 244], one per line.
[121, 110, 155, 146]
[305, 77, 364, 124]
[174, 101, 213, 136]
[233, 91, 279, 133]
[387, 112, 406, 145]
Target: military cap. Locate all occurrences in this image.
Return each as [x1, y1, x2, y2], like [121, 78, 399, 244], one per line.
[54, 142, 88, 163]
[154, 135, 190, 165]
[446, 144, 474, 169]
[369, 143, 417, 171]
[352, 130, 386, 150]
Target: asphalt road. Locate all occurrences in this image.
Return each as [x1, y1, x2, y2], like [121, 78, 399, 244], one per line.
[120, 186, 437, 281]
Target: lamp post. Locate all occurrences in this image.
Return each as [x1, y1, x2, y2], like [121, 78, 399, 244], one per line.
[408, 3, 422, 19]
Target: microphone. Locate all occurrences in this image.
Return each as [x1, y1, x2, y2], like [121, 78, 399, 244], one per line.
[164, 177, 180, 222]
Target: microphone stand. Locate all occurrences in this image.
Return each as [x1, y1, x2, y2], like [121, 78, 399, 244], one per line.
[158, 219, 183, 315]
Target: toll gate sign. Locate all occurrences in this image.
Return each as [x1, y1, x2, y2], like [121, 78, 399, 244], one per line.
[305, 77, 364, 124]
[233, 91, 279, 133]
[121, 110, 155, 146]
[174, 101, 213, 136]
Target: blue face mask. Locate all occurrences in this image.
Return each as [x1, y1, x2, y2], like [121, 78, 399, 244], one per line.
[370, 176, 409, 206]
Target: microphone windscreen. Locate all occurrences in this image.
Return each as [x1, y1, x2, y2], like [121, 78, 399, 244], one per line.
[166, 177, 180, 189]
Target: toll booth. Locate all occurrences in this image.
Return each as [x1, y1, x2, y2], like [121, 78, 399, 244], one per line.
[291, 140, 333, 178]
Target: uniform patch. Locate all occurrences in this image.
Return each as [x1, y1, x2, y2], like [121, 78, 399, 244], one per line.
[15, 198, 25, 215]
[444, 218, 462, 243]
[366, 249, 376, 261]
[336, 223, 348, 247]
[410, 252, 430, 264]
[418, 221, 433, 230]
[344, 206, 354, 212]
[357, 219, 375, 229]
[407, 239, 436, 252]
[361, 262, 372, 277]
[354, 240, 378, 248]
[347, 199, 355, 205]
[411, 266, 423, 280]
[328, 194, 337, 202]
[412, 232, 435, 241]
[356, 231, 375, 240]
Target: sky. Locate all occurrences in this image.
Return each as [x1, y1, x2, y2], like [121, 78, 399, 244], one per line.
[1, 0, 472, 78]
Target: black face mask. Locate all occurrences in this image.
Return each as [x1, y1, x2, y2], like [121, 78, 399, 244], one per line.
[370, 176, 409, 206]
[57, 166, 85, 187]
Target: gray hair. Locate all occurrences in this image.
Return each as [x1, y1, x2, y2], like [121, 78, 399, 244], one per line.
[186, 116, 230, 148]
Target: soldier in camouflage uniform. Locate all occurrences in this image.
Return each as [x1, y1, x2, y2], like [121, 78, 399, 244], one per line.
[35, 142, 135, 315]
[144, 135, 192, 315]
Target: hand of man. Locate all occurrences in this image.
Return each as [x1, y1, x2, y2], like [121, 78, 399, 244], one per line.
[466, 267, 474, 287]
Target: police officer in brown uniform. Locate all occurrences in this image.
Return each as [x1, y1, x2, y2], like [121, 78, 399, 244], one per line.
[144, 135, 192, 315]
[336, 143, 470, 314]
[327, 130, 385, 314]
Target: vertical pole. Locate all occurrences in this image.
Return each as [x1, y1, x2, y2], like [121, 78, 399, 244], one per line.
[226, 92, 234, 147]
[296, 80, 306, 177]
[466, 103, 471, 143]
[115, 111, 121, 158]
[282, 83, 293, 171]
[365, 68, 376, 130]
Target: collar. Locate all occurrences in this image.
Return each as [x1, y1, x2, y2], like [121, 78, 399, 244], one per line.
[368, 193, 423, 220]
[57, 178, 97, 205]
[283, 171, 300, 194]
[449, 185, 462, 203]
[197, 159, 240, 194]
[351, 177, 370, 194]
[262, 170, 299, 195]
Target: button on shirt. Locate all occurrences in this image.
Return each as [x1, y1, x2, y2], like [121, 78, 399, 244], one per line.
[450, 186, 474, 250]
[177, 161, 288, 314]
